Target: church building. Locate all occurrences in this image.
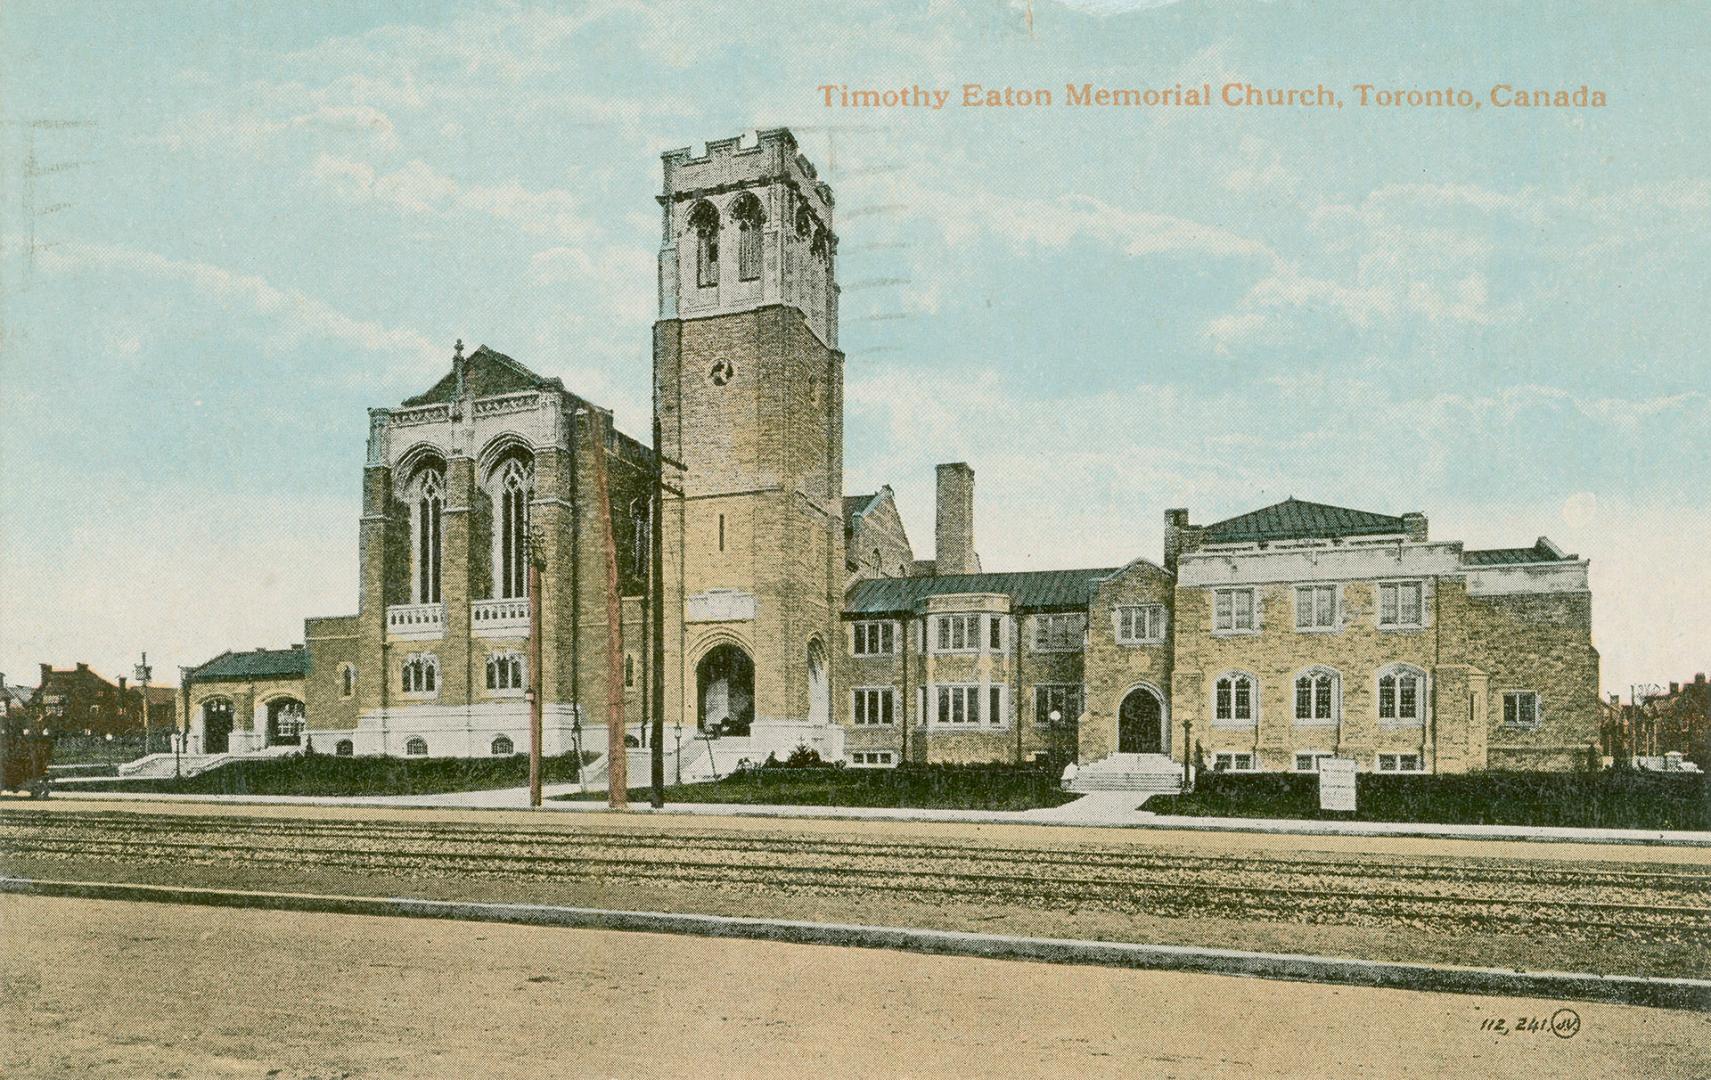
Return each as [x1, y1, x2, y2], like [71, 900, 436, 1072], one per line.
[182, 129, 1601, 779]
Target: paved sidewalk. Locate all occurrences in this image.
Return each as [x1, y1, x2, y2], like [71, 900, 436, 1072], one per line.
[42, 784, 1711, 846]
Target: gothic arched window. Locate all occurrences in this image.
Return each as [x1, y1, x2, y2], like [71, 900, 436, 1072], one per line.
[495, 457, 533, 600]
[413, 468, 445, 605]
[731, 192, 765, 282]
[1294, 668, 1340, 723]
[1378, 665, 1427, 724]
[339, 664, 355, 699]
[486, 652, 524, 692]
[402, 654, 439, 695]
[689, 201, 719, 288]
[1213, 673, 1255, 724]
[491, 735, 514, 756]
[405, 736, 428, 757]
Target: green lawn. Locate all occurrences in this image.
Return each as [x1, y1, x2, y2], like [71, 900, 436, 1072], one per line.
[64, 752, 587, 797]
[558, 764, 1079, 811]
[1147, 770, 1711, 830]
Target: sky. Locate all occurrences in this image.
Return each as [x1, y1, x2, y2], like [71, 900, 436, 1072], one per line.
[0, 0, 1706, 695]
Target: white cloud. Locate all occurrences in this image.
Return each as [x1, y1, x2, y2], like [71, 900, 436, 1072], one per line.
[311, 155, 599, 243]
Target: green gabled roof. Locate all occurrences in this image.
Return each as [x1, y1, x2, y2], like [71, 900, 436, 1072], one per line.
[189, 647, 308, 682]
[845, 567, 1119, 615]
[1462, 540, 1575, 565]
[402, 345, 549, 406]
[1203, 498, 1406, 544]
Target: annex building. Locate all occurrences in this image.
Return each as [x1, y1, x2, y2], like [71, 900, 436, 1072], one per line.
[182, 129, 1601, 778]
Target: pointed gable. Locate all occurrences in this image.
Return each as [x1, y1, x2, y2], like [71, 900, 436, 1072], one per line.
[402, 345, 550, 406]
[1203, 497, 1406, 544]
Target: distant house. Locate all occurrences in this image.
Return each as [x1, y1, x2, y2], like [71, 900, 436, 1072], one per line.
[0, 674, 35, 719]
[26, 662, 176, 738]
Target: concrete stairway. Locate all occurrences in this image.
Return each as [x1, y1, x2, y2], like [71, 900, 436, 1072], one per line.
[1069, 753, 1183, 795]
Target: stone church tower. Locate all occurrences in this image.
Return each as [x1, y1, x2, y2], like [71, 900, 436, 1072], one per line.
[653, 129, 845, 753]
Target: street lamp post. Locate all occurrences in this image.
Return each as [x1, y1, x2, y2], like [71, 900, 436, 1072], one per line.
[1182, 717, 1194, 792]
[132, 653, 152, 758]
[674, 721, 683, 786]
[528, 523, 547, 809]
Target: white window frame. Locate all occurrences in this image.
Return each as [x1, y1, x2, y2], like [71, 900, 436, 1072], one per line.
[1293, 751, 1333, 773]
[1377, 752, 1425, 773]
[934, 684, 986, 726]
[1292, 667, 1340, 726]
[1377, 665, 1428, 727]
[852, 620, 896, 657]
[1501, 690, 1543, 730]
[485, 651, 526, 695]
[851, 686, 897, 726]
[401, 653, 439, 697]
[1115, 604, 1167, 645]
[1213, 587, 1258, 634]
[1377, 580, 1427, 630]
[1294, 584, 1339, 632]
[1032, 612, 1086, 652]
[934, 614, 982, 654]
[1211, 672, 1258, 728]
[988, 614, 1006, 652]
[1211, 751, 1259, 773]
[849, 750, 895, 768]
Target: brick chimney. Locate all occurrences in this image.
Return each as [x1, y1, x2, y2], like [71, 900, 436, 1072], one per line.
[1163, 508, 1204, 574]
[1400, 512, 1428, 542]
[934, 462, 979, 575]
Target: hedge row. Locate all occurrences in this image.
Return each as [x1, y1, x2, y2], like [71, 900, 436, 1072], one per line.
[1149, 770, 1710, 830]
[67, 752, 586, 797]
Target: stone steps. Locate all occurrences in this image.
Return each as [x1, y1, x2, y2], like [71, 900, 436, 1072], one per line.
[1069, 753, 1183, 795]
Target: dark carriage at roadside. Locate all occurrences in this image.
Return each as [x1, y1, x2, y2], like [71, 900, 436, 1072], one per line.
[1, 718, 54, 798]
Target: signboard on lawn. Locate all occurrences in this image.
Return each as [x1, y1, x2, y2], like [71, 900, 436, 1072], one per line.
[1318, 757, 1358, 812]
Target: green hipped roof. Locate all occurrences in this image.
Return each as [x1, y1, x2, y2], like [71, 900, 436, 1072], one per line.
[1462, 541, 1575, 565]
[1203, 498, 1407, 543]
[402, 345, 549, 406]
[189, 648, 308, 682]
[845, 567, 1120, 615]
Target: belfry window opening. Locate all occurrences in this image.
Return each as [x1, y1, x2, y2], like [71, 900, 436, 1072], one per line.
[690, 201, 720, 288]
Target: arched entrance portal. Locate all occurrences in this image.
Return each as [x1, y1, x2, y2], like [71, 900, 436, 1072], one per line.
[266, 698, 306, 746]
[202, 699, 234, 754]
[697, 643, 754, 736]
[1118, 687, 1165, 755]
[806, 638, 829, 726]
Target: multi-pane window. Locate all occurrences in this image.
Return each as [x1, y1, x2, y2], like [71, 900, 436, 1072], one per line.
[491, 736, 515, 756]
[1033, 613, 1086, 651]
[1116, 604, 1166, 644]
[402, 655, 438, 694]
[1294, 752, 1333, 773]
[852, 687, 895, 726]
[1378, 752, 1424, 773]
[1213, 674, 1255, 724]
[853, 621, 895, 656]
[989, 615, 1004, 651]
[486, 653, 524, 692]
[1212, 752, 1258, 773]
[1295, 585, 1337, 630]
[935, 614, 982, 653]
[1294, 670, 1337, 723]
[1378, 668, 1425, 723]
[1502, 691, 1541, 729]
[935, 685, 984, 725]
[1034, 685, 1083, 728]
[405, 736, 429, 757]
[850, 751, 894, 767]
[496, 458, 533, 600]
[1213, 588, 1256, 632]
[1378, 581, 1425, 628]
[414, 469, 444, 605]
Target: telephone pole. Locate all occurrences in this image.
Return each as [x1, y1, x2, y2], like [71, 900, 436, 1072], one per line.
[528, 524, 546, 809]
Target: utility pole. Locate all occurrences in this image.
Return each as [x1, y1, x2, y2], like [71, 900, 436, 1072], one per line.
[588, 411, 627, 809]
[528, 523, 546, 809]
[133, 653, 152, 756]
[649, 415, 685, 807]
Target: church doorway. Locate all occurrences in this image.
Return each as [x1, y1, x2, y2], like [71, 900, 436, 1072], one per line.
[806, 638, 829, 725]
[1118, 687, 1165, 754]
[202, 698, 234, 754]
[697, 644, 754, 736]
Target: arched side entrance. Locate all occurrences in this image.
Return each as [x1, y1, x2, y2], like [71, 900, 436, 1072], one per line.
[266, 697, 306, 746]
[202, 698, 234, 754]
[806, 638, 829, 726]
[697, 643, 754, 736]
[1118, 686, 1167, 755]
